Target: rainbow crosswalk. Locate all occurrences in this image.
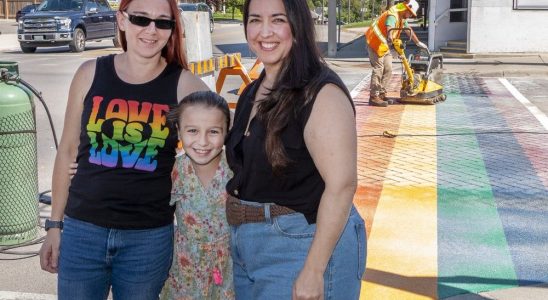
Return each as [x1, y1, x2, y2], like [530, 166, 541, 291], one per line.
[353, 75, 548, 299]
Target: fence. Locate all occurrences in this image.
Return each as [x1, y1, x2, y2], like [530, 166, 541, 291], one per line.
[1, 0, 40, 19]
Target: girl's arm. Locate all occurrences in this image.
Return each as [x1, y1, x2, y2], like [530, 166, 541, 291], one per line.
[293, 84, 357, 300]
[39, 60, 95, 273]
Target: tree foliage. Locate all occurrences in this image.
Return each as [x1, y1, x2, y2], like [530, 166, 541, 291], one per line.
[313, 0, 387, 22]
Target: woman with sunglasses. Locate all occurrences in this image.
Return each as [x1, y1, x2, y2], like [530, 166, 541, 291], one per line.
[38, 0, 208, 299]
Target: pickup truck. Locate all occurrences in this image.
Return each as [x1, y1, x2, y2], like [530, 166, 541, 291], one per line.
[17, 0, 119, 53]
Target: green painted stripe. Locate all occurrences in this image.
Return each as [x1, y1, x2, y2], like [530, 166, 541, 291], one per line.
[436, 94, 518, 298]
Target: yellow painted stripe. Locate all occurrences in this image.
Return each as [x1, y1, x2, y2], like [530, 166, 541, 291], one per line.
[361, 105, 438, 299]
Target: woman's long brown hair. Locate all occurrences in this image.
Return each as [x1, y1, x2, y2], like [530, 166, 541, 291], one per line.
[243, 0, 329, 174]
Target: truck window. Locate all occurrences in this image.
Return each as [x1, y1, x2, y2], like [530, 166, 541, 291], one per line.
[85, 0, 98, 12]
[38, 0, 84, 11]
[96, 0, 110, 12]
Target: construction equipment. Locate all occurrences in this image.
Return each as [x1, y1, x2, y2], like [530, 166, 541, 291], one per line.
[390, 28, 446, 105]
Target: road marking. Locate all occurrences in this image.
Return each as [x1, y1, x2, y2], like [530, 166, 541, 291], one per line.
[350, 75, 370, 98]
[0, 291, 56, 300]
[361, 105, 438, 299]
[498, 78, 548, 130]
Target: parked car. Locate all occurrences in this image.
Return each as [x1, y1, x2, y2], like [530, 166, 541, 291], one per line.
[179, 2, 214, 33]
[17, 0, 119, 53]
[15, 4, 39, 22]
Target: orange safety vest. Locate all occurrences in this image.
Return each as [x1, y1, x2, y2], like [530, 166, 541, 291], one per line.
[365, 6, 405, 57]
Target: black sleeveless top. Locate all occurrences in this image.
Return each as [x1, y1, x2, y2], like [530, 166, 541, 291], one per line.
[66, 54, 181, 229]
[225, 69, 354, 224]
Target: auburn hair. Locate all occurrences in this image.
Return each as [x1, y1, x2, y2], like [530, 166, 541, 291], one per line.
[118, 0, 188, 69]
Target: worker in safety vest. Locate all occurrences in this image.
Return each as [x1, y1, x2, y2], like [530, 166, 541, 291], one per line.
[365, 0, 427, 107]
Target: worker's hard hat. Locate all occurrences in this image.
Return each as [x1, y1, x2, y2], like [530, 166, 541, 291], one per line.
[404, 0, 419, 17]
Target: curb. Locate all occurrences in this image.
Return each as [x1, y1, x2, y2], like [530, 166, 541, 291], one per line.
[0, 291, 56, 300]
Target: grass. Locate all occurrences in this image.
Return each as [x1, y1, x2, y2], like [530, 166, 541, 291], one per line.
[343, 20, 373, 29]
[213, 12, 243, 22]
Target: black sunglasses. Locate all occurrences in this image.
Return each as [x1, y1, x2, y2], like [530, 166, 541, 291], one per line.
[123, 11, 175, 30]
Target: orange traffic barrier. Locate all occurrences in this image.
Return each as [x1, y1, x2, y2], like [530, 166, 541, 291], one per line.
[216, 54, 253, 95]
[237, 59, 262, 95]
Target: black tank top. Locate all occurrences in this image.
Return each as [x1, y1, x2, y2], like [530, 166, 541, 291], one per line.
[225, 68, 354, 224]
[66, 54, 181, 229]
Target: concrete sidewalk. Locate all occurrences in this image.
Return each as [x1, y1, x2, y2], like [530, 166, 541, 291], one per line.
[331, 26, 548, 77]
[0, 19, 19, 52]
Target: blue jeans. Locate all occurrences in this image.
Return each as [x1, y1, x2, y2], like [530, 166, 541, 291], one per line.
[230, 202, 366, 300]
[58, 216, 174, 300]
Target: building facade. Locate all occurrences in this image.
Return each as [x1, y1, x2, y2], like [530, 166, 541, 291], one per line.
[428, 0, 548, 53]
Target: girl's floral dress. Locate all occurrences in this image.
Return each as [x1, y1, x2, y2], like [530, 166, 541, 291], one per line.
[161, 152, 234, 300]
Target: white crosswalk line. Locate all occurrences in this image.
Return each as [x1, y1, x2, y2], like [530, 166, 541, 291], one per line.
[499, 77, 548, 130]
[0, 291, 56, 300]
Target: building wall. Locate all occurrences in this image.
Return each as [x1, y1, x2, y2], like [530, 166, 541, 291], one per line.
[469, 0, 548, 52]
[429, 0, 467, 51]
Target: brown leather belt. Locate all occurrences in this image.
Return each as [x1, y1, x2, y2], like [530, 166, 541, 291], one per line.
[226, 195, 296, 226]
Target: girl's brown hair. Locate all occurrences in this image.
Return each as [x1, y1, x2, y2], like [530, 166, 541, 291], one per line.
[118, 0, 188, 69]
[168, 91, 231, 133]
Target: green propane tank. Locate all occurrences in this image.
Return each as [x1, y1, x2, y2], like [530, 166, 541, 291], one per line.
[0, 61, 38, 246]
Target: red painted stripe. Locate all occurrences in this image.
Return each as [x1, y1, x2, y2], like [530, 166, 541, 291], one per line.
[353, 75, 405, 238]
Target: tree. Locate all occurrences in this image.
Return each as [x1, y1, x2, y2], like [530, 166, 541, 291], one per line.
[205, 0, 224, 11]
[226, 0, 244, 19]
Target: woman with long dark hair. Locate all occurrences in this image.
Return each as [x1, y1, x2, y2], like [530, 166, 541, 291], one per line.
[38, 0, 208, 298]
[225, 0, 366, 298]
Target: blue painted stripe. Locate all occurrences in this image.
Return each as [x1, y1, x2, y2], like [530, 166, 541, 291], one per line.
[463, 91, 548, 285]
[436, 93, 518, 298]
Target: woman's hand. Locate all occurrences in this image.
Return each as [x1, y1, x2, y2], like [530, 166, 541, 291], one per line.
[292, 268, 324, 300]
[68, 162, 78, 178]
[39, 230, 61, 273]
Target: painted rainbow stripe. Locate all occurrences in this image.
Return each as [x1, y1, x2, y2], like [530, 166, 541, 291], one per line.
[353, 76, 548, 299]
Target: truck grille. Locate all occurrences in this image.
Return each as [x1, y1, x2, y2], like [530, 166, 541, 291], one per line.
[23, 18, 57, 32]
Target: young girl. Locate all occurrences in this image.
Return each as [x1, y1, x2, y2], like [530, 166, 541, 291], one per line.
[161, 91, 235, 300]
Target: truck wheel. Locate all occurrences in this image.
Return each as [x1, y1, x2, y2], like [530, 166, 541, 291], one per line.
[210, 20, 214, 33]
[69, 28, 86, 52]
[20, 45, 37, 53]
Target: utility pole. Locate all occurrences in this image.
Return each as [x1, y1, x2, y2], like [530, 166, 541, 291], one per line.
[348, 0, 350, 24]
[322, 0, 325, 24]
[338, 0, 341, 43]
[361, 0, 365, 22]
[328, 0, 337, 57]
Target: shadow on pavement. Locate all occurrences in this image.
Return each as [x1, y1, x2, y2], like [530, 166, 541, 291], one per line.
[215, 43, 254, 58]
[364, 268, 545, 299]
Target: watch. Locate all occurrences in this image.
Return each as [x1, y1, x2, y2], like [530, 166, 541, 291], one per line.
[45, 219, 64, 231]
